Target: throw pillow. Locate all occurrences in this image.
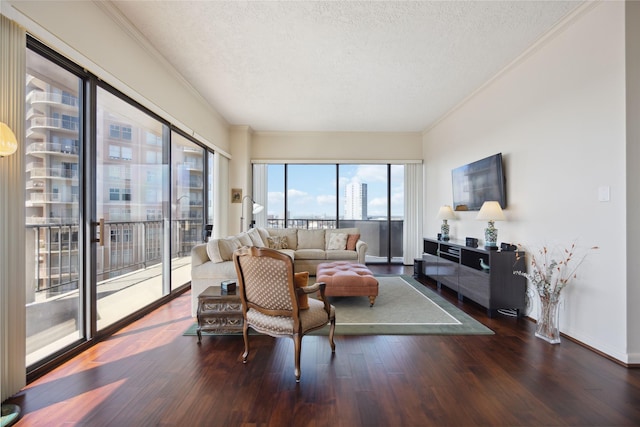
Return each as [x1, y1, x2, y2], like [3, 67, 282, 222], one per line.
[326, 232, 347, 250]
[346, 233, 360, 251]
[267, 235, 288, 250]
[247, 228, 265, 247]
[256, 227, 270, 245]
[206, 238, 224, 263]
[237, 232, 252, 247]
[293, 271, 310, 310]
[218, 237, 241, 261]
[298, 229, 325, 249]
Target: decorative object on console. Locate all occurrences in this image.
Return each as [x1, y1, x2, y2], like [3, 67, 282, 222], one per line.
[465, 237, 478, 248]
[436, 205, 456, 241]
[0, 122, 18, 157]
[476, 201, 506, 249]
[221, 279, 236, 292]
[240, 195, 264, 232]
[514, 242, 598, 344]
[501, 242, 517, 251]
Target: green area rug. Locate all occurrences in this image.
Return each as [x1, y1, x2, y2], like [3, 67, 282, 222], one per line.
[183, 275, 493, 337]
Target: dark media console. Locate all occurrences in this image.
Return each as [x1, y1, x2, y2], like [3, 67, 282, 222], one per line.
[421, 238, 526, 317]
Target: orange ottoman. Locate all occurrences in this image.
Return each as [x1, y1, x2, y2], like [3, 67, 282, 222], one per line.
[316, 261, 379, 307]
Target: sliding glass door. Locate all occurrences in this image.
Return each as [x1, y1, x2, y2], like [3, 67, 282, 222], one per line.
[95, 87, 168, 330]
[170, 131, 205, 289]
[24, 48, 83, 365]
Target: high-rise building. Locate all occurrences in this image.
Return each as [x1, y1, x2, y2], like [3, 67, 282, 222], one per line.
[345, 182, 367, 220]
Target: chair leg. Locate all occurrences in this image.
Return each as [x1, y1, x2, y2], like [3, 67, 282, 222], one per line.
[328, 316, 336, 352]
[242, 324, 249, 363]
[293, 333, 302, 382]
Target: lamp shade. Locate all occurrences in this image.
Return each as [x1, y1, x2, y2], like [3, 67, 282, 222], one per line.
[436, 205, 456, 220]
[476, 201, 506, 221]
[252, 203, 264, 214]
[0, 122, 18, 157]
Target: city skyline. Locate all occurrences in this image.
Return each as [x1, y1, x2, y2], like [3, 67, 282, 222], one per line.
[266, 164, 404, 220]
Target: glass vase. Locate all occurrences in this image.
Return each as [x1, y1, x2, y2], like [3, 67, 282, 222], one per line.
[535, 292, 561, 344]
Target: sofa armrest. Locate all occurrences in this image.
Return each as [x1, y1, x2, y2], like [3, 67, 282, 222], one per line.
[355, 240, 368, 264]
[190, 243, 209, 268]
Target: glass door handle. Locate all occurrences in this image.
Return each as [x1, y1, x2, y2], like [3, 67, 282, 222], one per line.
[92, 218, 105, 246]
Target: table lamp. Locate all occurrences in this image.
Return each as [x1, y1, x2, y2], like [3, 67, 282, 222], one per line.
[476, 201, 506, 249]
[436, 205, 456, 241]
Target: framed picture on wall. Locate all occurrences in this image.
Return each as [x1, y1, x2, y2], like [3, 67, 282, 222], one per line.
[231, 188, 242, 203]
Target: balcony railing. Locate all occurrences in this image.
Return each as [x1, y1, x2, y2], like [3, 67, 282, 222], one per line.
[27, 142, 79, 155]
[29, 116, 79, 132]
[28, 91, 79, 108]
[27, 219, 205, 294]
[26, 218, 404, 295]
[26, 163, 78, 180]
[28, 193, 79, 203]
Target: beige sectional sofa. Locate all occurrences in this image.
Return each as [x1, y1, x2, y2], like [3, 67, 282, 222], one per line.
[189, 227, 367, 316]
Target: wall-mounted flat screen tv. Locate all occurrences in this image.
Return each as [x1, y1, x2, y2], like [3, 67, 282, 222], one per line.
[451, 153, 506, 211]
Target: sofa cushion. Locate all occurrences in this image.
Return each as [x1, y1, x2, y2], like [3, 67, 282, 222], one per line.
[294, 271, 310, 310]
[247, 228, 265, 247]
[267, 235, 289, 250]
[222, 237, 242, 261]
[206, 237, 241, 263]
[256, 227, 270, 245]
[346, 233, 360, 251]
[277, 249, 296, 260]
[326, 250, 358, 261]
[237, 232, 253, 247]
[297, 229, 325, 249]
[326, 232, 348, 250]
[267, 228, 298, 250]
[191, 258, 236, 279]
[294, 249, 326, 260]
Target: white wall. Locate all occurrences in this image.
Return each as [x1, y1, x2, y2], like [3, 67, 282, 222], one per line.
[424, 2, 629, 361]
[252, 131, 422, 162]
[625, 0, 640, 363]
[229, 126, 253, 235]
[4, 0, 230, 153]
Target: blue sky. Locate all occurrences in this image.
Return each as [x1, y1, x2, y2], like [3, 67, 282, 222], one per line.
[267, 164, 404, 219]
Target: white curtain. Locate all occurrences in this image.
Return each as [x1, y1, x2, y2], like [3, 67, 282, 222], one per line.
[252, 163, 267, 228]
[213, 153, 229, 239]
[1, 14, 26, 400]
[403, 163, 423, 265]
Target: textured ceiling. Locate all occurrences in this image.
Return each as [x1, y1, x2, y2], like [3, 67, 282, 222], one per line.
[109, 1, 583, 132]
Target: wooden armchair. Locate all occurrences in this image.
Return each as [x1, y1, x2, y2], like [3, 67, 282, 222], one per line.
[233, 246, 336, 382]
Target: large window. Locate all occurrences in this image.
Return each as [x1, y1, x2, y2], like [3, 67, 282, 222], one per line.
[260, 163, 405, 263]
[287, 164, 337, 228]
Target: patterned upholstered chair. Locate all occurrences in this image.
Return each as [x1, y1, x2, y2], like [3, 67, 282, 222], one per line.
[233, 246, 336, 382]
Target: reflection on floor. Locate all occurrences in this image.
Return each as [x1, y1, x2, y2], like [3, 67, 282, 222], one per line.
[26, 257, 191, 366]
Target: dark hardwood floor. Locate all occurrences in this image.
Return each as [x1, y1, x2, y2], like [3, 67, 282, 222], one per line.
[6, 264, 640, 426]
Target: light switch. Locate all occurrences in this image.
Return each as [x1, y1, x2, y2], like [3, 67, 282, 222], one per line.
[598, 185, 610, 202]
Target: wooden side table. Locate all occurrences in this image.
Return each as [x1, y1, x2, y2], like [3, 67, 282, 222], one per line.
[196, 285, 243, 343]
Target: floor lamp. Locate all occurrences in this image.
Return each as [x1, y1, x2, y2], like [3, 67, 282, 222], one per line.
[1, 122, 20, 426]
[240, 196, 264, 232]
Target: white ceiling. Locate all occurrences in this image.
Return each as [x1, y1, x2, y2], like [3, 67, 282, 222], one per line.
[109, 1, 583, 132]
